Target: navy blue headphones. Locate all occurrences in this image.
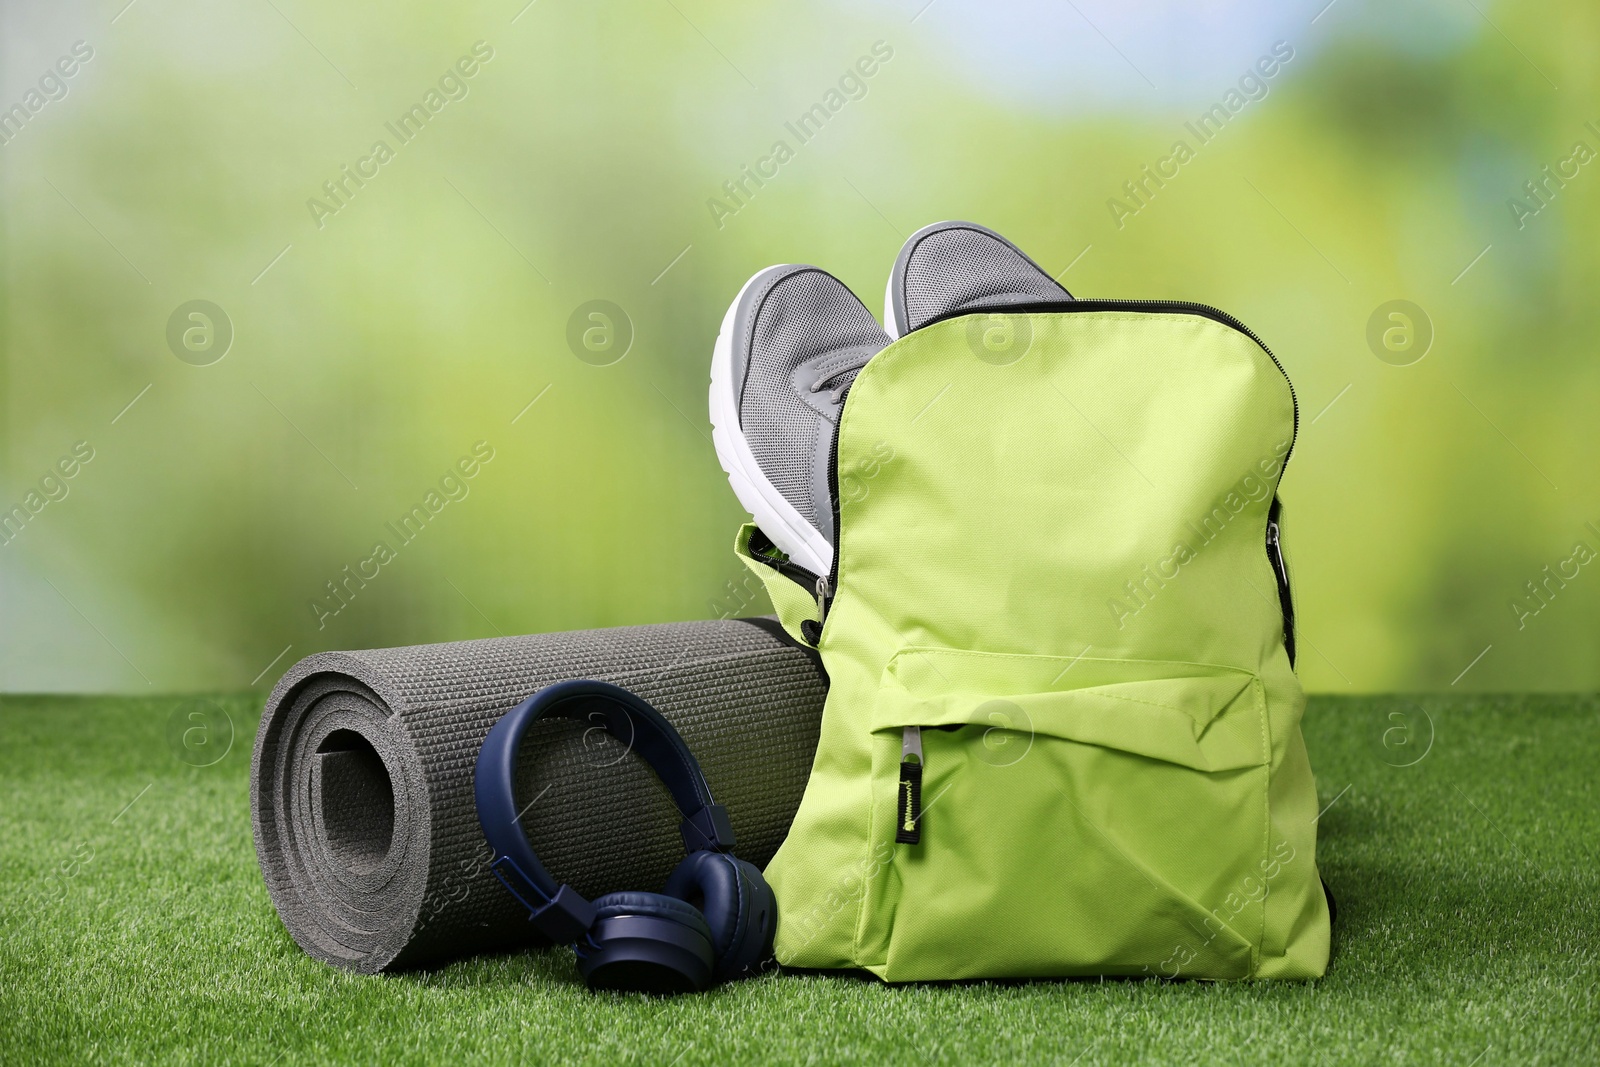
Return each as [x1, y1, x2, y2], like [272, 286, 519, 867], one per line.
[474, 679, 777, 994]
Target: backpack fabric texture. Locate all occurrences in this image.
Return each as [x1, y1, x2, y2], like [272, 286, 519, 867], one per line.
[734, 306, 1330, 981]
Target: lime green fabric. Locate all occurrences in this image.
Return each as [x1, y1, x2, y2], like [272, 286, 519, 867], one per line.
[761, 310, 1330, 981]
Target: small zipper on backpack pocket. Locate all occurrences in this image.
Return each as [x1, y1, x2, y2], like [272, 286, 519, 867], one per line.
[895, 726, 923, 844]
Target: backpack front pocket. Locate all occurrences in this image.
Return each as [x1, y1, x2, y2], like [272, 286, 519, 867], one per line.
[859, 649, 1278, 981]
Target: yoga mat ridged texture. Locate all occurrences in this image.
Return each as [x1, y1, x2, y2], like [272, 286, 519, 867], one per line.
[251, 618, 826, 973]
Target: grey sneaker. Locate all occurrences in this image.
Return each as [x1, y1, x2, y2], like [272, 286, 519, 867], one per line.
[710, 265, 889, 578]
[883, 220, 1073, 339]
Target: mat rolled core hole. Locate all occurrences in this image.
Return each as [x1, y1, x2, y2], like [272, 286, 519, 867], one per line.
[315, 729, 395, 875]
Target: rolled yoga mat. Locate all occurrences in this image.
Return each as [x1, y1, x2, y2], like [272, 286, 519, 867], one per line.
[251, 617, 826, 973]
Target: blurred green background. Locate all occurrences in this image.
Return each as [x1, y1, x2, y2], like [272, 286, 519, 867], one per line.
[1, 0, 1594, 693]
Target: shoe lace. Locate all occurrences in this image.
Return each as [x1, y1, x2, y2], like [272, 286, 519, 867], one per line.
[807, 345, 879, 405]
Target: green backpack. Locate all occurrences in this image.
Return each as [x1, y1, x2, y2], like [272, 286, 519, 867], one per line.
[736, 301, 1330, 981]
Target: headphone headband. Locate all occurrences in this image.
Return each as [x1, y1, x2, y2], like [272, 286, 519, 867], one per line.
[473, 679, 736, 943]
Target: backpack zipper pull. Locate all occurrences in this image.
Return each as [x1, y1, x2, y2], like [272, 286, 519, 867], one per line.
[895, 726, 923, 845]
[1266, 516, 1296, 664]
[814, 575, 831, 629]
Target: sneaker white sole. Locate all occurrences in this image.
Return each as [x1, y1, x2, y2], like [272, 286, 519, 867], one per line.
[708, 267, 835, 580]
[882, 268, 903, 341]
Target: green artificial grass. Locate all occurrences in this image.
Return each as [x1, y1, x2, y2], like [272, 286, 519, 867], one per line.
[1, 693, 1595, 1065]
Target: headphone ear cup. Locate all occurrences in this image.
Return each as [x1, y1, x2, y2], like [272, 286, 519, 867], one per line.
[579, 892, 715, 995]
[722, 857, 777, 978]
[664, 852, 777, 981]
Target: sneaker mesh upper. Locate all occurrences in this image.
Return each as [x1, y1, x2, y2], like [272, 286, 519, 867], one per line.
[739, 269, 888, 538]
[899, 225, 1071, 333]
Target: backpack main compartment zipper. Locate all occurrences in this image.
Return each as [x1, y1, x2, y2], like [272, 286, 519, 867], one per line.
[816, 301, 1299, 649]
[1266, 502, 1296, 666]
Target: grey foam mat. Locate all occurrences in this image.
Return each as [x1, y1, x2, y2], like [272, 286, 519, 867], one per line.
[251, 617, 826, 973]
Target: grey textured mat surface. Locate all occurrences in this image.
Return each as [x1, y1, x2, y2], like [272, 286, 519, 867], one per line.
[251, 618, 826, 973]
